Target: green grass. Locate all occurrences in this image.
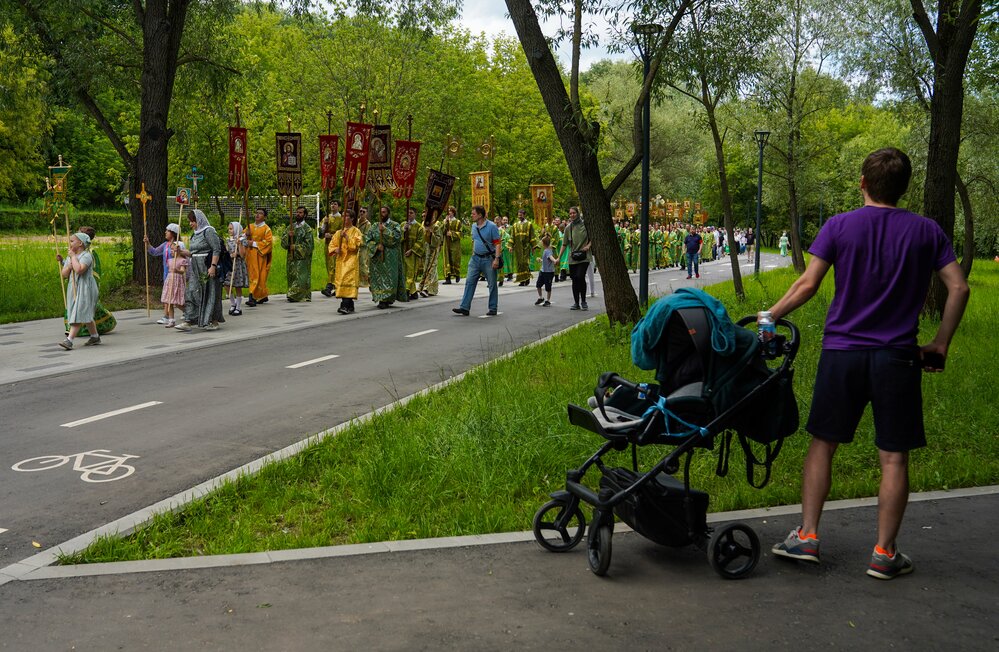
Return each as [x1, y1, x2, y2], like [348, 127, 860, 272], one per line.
[0, 234, 474, 323]
[62, 263, 999, 563]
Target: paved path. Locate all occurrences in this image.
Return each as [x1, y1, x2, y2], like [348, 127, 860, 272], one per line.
[1, 490, 995, 650]
[0, 255, 781, 571]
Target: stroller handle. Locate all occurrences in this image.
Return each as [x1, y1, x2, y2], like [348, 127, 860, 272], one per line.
[736, 315, 801, 363]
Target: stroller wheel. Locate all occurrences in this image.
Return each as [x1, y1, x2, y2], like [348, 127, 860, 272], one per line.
[533, 500, 586, 552]
[587, 524, 613, 576]
[708, 523, 760, 580]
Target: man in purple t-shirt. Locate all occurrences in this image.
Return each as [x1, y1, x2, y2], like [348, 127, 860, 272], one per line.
[767, 148, 969, 580]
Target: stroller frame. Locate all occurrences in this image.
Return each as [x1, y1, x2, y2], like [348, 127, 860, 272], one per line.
[532, 310, 800, 579]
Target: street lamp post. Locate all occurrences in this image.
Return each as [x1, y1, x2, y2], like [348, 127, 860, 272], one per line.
[633, 22, 662, 307]
[753, 129, 770, 276]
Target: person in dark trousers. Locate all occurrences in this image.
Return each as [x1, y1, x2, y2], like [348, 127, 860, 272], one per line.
[769, 148, 969, 580]
[684, 227, 702, 279]
[557, 206, 591, 310]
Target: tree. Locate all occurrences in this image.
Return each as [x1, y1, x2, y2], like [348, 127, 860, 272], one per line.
[755, 0, 846, 273]
[504, 0, 693, 324]
[9, 0, 238, 283]
[0, 24, 50, 200]
[910, 0, 987, 314]
[662, 0, 773, 300]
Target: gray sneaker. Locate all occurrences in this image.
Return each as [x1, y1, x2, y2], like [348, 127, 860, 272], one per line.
[84, 336, 101, 346]
[867, 547, 913, 580]
[771, 528, 820, 563]
[58, 338, 73, 350]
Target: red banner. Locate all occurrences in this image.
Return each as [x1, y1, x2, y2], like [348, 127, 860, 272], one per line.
[319, 134, 339, 192]
[343, 122, 373, 193]
[392, 140, 421, 199]
[228, 127, 249, 191]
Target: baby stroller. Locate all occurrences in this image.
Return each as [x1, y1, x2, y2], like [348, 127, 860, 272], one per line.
[532, 289, 800, 579]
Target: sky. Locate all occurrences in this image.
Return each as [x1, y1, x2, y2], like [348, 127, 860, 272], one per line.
[455, 2, 631, 72]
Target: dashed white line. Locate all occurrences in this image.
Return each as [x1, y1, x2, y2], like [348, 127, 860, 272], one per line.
[477, 312, 503, 319]
[286, 354, 340, 369]
[405, 329, 439, 338]
[60, 401, 163, 428]
[0, 528, 7, 535]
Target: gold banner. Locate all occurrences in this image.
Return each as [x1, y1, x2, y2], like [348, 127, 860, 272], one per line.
[470, 171, 491, 217]
[530, 184, 554, 226]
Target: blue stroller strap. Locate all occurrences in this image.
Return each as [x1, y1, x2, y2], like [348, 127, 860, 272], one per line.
[642, 397, 711, 439]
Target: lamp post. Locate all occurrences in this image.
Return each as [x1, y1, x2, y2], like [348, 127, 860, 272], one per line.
[633, 22, 662, 307]
[753, 129, 770, 276]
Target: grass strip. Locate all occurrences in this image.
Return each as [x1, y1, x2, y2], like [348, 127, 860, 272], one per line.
[64, 264, 999, 563]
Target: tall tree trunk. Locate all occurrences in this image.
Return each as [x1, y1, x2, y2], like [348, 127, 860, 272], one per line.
[505, 0, 638, 323]
[130, 0, 191, 285]
[785, 68, 805, 273]
[706, 105, 744, 299]
[956, 172, 974, 278]
[911, 0, 981, 315]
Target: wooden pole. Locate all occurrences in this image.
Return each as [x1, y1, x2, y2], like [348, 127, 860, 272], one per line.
[135, 182, 152, 317]
[287, 116, 295, 253]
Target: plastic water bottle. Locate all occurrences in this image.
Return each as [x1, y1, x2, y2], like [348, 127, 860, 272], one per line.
[758, 311, 777, 356]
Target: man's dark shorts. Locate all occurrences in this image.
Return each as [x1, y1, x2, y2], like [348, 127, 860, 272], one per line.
[807, 348, 926, 452]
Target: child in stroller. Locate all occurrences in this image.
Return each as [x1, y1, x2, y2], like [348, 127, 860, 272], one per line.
[532, 288, 801, 578]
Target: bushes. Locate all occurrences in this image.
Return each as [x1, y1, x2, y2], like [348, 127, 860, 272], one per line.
[0, 204, 131, 234]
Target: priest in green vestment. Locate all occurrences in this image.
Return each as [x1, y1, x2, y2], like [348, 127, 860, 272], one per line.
[364, 205, 408, 308]
[280, 206, 314, 302]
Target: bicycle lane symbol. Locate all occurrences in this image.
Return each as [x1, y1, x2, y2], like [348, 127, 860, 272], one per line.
[11, 449, 139, 483]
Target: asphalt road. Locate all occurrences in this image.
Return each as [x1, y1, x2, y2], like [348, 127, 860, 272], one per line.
[0, 255, 787, 569]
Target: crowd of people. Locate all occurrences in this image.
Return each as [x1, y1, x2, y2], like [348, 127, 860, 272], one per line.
[56, 202, 760, 345]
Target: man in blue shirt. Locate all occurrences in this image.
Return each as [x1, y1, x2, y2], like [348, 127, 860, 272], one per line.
[453, 205, 501, 316]
[684, 228, 702, 279]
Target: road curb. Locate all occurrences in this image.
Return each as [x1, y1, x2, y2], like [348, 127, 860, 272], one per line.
[7, 485, 996, 582]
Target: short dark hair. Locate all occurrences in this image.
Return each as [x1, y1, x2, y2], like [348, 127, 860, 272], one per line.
[297, 205, 308, 216]
[862, 148, 912, 205]
[472, 205, 486, 218]
[256, 207, 268, 216]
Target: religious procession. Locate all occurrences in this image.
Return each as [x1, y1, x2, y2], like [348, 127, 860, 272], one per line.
[45, 108, 741, 350]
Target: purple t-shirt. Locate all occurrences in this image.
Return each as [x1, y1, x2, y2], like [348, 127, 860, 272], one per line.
[809, 206, 955, 350]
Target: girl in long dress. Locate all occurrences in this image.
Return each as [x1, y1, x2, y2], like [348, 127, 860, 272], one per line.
[57, 232, 100, 349]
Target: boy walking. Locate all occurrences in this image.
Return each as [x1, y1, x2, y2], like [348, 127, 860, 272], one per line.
[768, 148, 969, 579]
[534, 235, 557, 307]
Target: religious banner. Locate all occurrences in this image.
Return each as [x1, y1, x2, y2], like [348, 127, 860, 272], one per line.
[319, 134, 339, 192]
[228, 127, 249, 191]
[626, 201, 637, 218]
[424, 169, 456, 223]
[367, 124, 395, 193]
[470, 171, 492, 217]
[343, 121, 373, 193]
[175, 187, 191, 205]
[392, 139, 422, 199]
[530, 183, 554, 226]
[276, 132, 303, 196]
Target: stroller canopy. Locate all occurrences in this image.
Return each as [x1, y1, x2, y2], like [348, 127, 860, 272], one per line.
[631, 288, 760, 417]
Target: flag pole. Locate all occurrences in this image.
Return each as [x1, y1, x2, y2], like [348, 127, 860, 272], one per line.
[135, 182, 152, 317]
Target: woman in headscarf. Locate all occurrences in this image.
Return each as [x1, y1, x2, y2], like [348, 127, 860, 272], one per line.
[57, 232, 100, 349]
[65, 225, 117, 337]
[176, 209, 224, 331]
[224, 220, 249, 315]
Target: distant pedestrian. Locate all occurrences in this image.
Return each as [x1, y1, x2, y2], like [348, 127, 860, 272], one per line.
[779, 231, 790, 257]
[684, 228, 703, 279]
[452, 205, 500, 316]
[225, 221, 249, 315]
[176, 209, 224, 331]
[57, 232, 100, 349]
[746, 228, 755, 262]
[557, 206, 591, 310]
[535, 235, 557, 307]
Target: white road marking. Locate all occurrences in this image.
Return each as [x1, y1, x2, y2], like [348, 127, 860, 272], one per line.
[0, 528, 7, 535]
[60, 401, 163, 428]
[286, 354, 340, 369]
[405, 329, 439, 338]
[477, 312, 503, 319]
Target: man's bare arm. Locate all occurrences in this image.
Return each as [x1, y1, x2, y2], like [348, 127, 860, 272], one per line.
[769, 256, 831, 320]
